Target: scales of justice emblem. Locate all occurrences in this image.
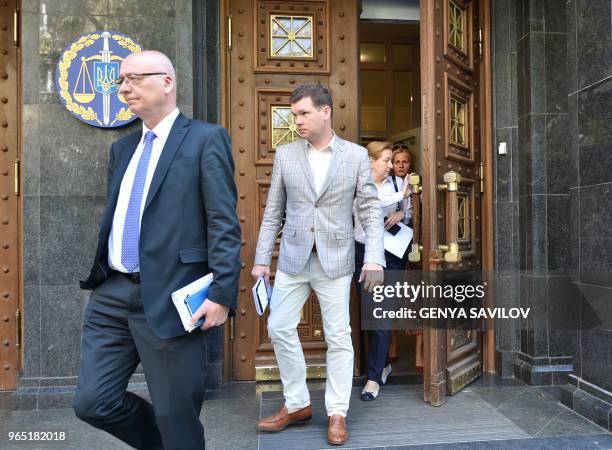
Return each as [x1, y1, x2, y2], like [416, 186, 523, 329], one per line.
[56, 31, 143, 128]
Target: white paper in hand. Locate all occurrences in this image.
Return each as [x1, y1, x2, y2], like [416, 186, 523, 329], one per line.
[383, 222, 413, 259]
[171, 273, 213, 332]
[252, 276, 271, 316]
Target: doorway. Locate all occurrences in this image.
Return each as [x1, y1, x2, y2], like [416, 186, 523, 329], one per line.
[358, 16, 423, 380]
[357, 0, 495, 404]
[221, 1, 494, 403]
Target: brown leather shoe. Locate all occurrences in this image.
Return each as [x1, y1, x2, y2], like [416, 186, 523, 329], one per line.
[257, 405, 312, 432]
[327, 414, 348, 445]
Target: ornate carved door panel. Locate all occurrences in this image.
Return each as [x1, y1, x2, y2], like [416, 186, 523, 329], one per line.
[420, 0, 493, 405]
[0, 0, 21, 390]
[227, 0, 359, 381]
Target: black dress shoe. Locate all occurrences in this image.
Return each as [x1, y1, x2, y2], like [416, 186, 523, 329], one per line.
[361, 391, 377, 401]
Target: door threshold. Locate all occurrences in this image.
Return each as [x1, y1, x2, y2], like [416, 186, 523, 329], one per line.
[255, 358, 327, 381]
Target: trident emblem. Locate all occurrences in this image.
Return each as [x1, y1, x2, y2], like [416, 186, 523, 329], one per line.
[72, 31, 124, 126]
[93, 32, 120, 125]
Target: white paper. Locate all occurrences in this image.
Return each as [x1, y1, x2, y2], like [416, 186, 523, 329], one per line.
[171, 273, 213, 332]
[383, 222, 413, 259]
[252, 276, 271, 316]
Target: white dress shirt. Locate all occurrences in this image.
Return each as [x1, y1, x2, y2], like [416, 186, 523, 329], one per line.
[108, 108, 180, 272]
[306, 132, 336, 195]
[353, 175, 411, 244]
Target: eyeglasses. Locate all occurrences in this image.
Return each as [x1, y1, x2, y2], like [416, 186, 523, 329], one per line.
[114, 72, 168, 87]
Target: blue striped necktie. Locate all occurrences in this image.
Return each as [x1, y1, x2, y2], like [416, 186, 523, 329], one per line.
[121, 131, 156, 272]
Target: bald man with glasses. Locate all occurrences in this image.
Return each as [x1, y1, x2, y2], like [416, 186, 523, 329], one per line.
[73, 50, 241, 449]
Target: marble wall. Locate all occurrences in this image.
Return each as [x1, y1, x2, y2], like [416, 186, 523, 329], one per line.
[14, 0, 227, 410]
[493, 0, 577, 385]
[493, 0, 612, 432]
[514, 0, 577, 386]
[492, 0, 520, 378]
[561, 0, 612, 431]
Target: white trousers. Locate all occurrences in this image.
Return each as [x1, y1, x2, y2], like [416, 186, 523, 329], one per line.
[268, 252, 353, 417]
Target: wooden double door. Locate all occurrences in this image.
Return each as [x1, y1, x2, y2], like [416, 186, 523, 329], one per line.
[224, 0, 493, 405]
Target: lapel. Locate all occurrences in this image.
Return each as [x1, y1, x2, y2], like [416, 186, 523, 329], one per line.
[316, 136, 346, 200]
[296, 140, 317, 195]
[143, 113, 190, 211]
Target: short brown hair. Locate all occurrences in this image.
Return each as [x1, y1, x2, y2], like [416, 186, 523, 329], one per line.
[366, 141, 393, 160]
[289, 83, 333, 110]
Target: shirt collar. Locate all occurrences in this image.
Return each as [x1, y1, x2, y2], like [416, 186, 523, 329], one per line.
[142, 108, 180, 143]
[378, 176, 395, 189]
[306, 131, 336, 152]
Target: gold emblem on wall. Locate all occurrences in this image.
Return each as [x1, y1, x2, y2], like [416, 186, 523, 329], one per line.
[56, 31, 142, 128]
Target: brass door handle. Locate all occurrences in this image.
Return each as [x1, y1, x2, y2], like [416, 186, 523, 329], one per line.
[436, 171, 462, 264]
[437, 243, 461, 263]
[409, 244, 423, 263]
[407, 173, 422, 262]
[436, 170, 461, 192]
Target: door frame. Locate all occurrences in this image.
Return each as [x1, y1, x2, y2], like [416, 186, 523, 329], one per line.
[1, 0, 23, 391]
[419, 0, 495, 405]
[219, 0, 495, 383]
[220, 0, 232, 383]
[479, 0, 495, 376]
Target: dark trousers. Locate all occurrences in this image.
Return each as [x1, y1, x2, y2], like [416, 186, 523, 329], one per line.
[354, 241, 407, 384]
[73, 273, 207, 450]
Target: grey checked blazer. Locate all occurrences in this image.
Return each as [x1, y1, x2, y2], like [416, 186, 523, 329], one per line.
[254, 136, 385, 278]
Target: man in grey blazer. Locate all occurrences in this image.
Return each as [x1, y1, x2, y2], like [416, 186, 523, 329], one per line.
[252, 83, 385, 445]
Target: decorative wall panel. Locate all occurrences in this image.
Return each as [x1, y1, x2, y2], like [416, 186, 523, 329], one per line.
[255, 0, 330, 73]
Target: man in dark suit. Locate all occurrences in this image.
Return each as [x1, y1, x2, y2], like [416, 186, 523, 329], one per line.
[73, 50, 241, 449]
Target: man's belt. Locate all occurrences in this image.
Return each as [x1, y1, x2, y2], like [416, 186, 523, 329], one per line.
[123, 272, 140, 284]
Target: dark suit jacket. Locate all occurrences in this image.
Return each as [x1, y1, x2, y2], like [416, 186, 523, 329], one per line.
[81, 113, 241, 339]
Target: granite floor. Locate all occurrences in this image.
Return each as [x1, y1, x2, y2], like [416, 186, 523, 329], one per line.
[0, 375, 609, 450]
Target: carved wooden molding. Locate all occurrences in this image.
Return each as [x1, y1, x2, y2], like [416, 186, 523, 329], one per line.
[443, 0, 474, 72]
[254, 0, 330, 73]
[444, 73, 475, 163]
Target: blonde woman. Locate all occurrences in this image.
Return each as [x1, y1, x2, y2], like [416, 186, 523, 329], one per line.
[392, 145, 413, 178]
[353, 141, 412, 400]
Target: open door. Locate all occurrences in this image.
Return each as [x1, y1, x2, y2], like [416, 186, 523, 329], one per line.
[225, 0, 361, 381]
[419, 0, 493, 405]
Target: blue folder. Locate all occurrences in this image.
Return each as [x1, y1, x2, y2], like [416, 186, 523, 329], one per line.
[184, 283, 210, 328]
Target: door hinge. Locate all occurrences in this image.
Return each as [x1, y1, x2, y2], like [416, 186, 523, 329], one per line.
[227, 15, 232, 52]
[13, 8, 19, 47]
[479, 162, 484, 193]
[15, 309, 21, 349]
[229, 316, 235, 340]
[477, 28, 483, 61]
[14, 159, 20, 196]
